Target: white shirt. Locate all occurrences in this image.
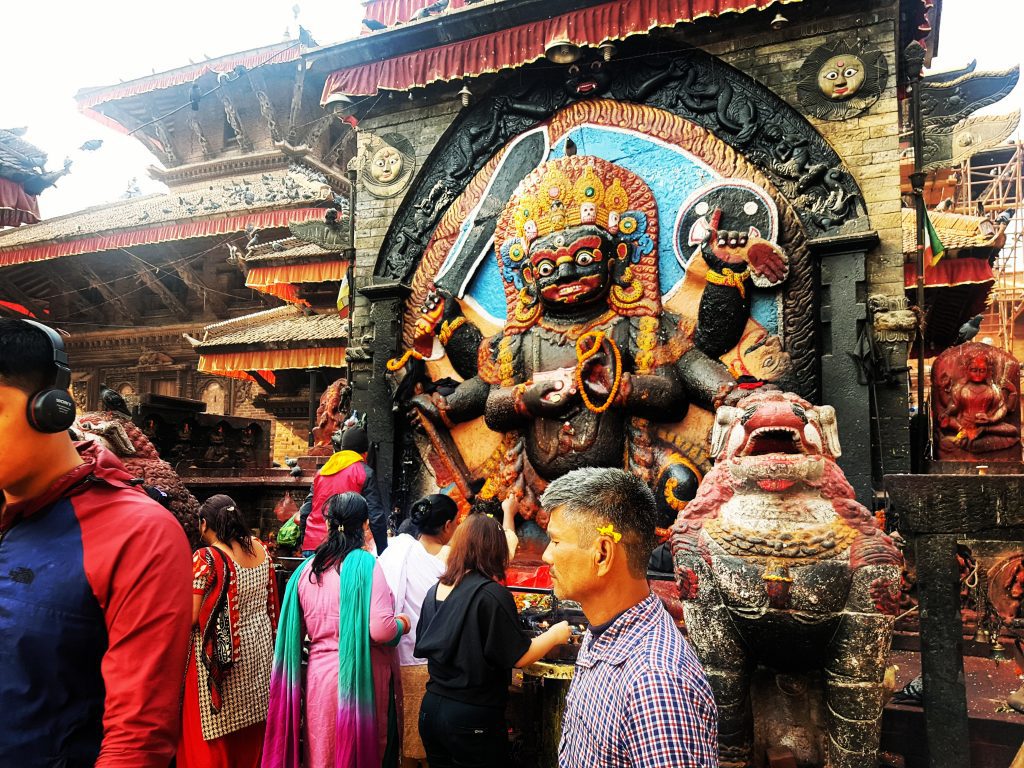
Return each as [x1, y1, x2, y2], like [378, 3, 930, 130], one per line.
[377, 533, 446, 666]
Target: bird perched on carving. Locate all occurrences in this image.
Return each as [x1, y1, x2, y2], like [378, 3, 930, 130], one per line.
[79, 139, 104, 152]
[361, 18, 387, 31]
[189, 82, 202, 111]
[955, 315, 984, 345]
[99, 383, 132, 418]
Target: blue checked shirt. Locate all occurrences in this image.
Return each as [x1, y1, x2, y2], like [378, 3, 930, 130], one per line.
[559, 592, 718, 767]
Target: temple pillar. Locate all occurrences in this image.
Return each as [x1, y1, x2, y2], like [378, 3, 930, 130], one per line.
[350, 280, 411, 512]
[811, 233, 879, 507]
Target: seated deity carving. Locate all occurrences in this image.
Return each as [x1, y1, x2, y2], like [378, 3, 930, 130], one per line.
[932, 341, 1021, 460]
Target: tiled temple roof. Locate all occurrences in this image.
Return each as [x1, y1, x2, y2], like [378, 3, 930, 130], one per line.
[194, 306, 348, 351]
[901, 208, 1004, 255]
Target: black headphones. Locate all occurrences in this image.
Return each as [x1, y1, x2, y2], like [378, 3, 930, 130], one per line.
[21, 319, 76, 434]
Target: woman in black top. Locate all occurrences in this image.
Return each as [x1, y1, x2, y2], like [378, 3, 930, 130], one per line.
[414, 512, 569, 768]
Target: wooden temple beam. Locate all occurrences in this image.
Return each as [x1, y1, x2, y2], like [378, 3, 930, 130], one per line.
[219, 90, 254, 153]
[66, 261, 137, 323]
[247, 70, 283, 143]
[286, 60, 306, 144]
[175, 260, 228, 319]
[47, 265, 105, 323]
[0, 272, 50, 319]
[135, 267, 190, 320]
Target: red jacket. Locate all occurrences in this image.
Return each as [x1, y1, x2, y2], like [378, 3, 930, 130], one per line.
[0, 441, 193, 768]
[301, 449, 388, 553]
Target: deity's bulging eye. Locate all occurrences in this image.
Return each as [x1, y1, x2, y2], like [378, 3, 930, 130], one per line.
[824, 71, 839, 80]
[537, 261, 556, 278]
[576, 251, 595, 267]
[844, 68, 859, 78]
[568, 65, 580, 77]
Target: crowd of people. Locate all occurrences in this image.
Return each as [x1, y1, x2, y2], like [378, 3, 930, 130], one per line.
[0, 317, 718, 768]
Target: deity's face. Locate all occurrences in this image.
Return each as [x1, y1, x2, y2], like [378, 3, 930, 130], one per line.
[817, 55, 866, 100]
[967, 356, 991, 383]
[521, 226, 616, 311]
[369, 146, 403, 184]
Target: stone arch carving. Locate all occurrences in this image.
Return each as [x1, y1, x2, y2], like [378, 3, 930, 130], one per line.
[375, 45, 867, 288]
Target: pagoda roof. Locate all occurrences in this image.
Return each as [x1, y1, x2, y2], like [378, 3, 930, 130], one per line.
[0, 164, 336, 269]
[75, 40, 308, 112]
[193, 305, 348, 352]
[190, 305, 348, 381]
[901, 208, 1005, 255]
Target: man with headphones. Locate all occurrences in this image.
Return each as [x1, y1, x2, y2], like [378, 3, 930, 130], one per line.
[0, 318, 193, 768]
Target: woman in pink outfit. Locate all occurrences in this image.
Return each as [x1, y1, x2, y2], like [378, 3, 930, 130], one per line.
[296, 493, 409, 768]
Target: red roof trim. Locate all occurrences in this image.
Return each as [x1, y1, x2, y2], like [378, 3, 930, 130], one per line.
[324, 0, 798, 99]
[0, 207, 326, 269]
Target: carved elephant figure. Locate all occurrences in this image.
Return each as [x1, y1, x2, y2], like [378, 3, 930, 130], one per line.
[672, 390, 902, 768]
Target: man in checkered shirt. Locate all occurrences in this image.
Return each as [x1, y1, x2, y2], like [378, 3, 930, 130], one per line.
[541, 467, 718, 767]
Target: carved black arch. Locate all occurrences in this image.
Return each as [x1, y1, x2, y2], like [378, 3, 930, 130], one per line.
[375, 44, 867, 283]
[374, 45, 871, 401]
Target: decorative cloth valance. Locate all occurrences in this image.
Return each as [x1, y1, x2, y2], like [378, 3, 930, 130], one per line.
[197, 347, 347, 379]
[323, 0, 795, 99]
[0, 208, 326, 269]
[245, 260, 350, 304]
[903, 258, 994, 289]
[0, 178, 40, 228]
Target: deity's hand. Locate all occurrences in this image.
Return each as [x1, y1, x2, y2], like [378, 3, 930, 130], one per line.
[520, 380, 576, 417]
[706, 225, 789, 287]
[409, 392, 451, 432]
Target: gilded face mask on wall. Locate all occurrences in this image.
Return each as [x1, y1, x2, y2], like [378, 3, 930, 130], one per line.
[370, 146, 404, 183]
[797, 39, 888, 121]
[361, 133, 415, 198]
[816, 55, 867, 100]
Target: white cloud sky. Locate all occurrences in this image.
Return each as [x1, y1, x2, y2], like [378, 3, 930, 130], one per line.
[0, 0, 363, 217]
[1, 0, 1020, 219]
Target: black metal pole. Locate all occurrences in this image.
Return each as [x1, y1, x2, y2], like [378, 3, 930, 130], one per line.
[908, 46, 929, 472]
[307, 368, 317, 447]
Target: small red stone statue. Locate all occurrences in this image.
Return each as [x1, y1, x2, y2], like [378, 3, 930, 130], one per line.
[932, 341, 1021, 461]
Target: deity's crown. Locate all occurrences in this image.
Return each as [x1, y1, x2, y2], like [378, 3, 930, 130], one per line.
[507, 159, 632, 244]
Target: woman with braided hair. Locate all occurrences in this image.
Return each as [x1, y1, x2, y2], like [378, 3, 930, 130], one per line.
[263, 492, 410, 768]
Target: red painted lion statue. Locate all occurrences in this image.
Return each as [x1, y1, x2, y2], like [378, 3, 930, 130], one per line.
[672, 390, 901, 768]
[74, 411, 201, 549]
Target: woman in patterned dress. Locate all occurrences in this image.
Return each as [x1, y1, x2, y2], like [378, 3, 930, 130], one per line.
[179, 494, 278, 768]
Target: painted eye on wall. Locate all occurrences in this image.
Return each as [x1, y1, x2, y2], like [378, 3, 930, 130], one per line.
[844, 68, 858, 78]
[575, 251, 594, 266]
[537, 261, 556, 277]
[824, 71, 839, 80]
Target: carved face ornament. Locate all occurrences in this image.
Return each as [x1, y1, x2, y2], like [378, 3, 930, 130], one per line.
[370, 146, 403, 183]
[797, 39, 888, 121]
[817, 55, 866, 100]
[362, 134, 415, 198]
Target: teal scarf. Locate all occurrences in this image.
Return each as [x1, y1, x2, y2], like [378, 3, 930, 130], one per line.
[262, 549, 379, 768]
